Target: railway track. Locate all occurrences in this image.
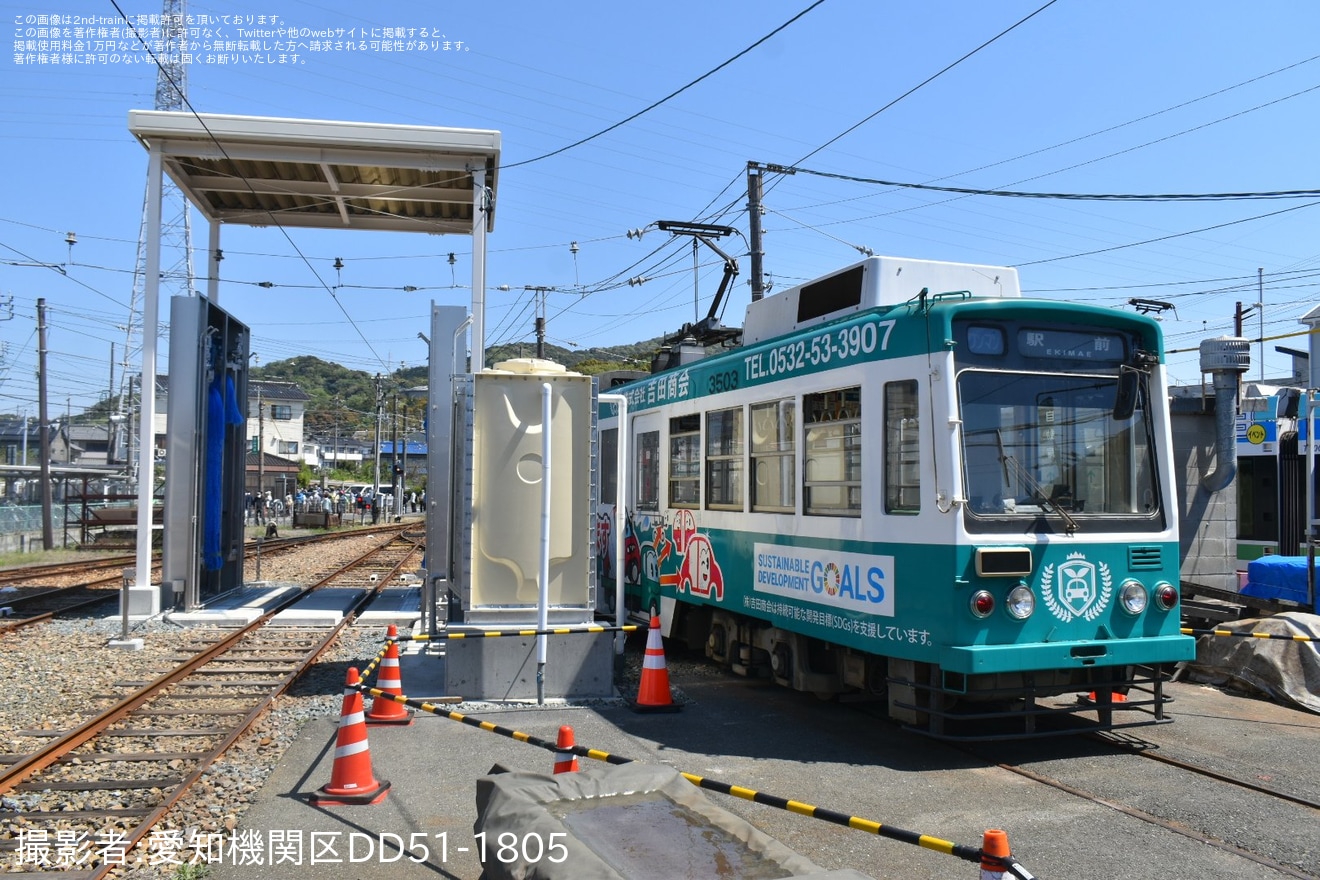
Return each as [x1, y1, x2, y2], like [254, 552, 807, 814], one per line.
[0, 556, 141, 589]
[812, 665, 1320, 878]
[0, 525, 411, 587]
[0, 530, 423, 877]
[949, 694, 1320, 880]
[980, 748, 1320, 880]
[0, 525, 413, 633]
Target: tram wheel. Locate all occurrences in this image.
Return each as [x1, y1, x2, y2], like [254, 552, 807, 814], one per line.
[866, 657, 889, 698]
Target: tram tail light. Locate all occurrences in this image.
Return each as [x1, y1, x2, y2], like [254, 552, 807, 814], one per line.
[1154, 582, 1179, 611]
[970, 590, 995, 618]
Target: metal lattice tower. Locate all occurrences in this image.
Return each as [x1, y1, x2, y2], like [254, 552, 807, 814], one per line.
[119, 0, 195, 461]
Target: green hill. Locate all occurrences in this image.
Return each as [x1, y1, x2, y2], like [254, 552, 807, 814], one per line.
[250, 339, 664, 434]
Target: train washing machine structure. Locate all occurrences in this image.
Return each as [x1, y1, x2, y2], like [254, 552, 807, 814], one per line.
[123, 109, 500, 619]
[159, 297, 252, 610]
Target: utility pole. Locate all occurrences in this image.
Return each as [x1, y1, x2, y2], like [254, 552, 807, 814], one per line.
[747, 162, 766, 301]
[106, 342, 116, 464]
[692, 238, 700, 322]
[256, 385, 264, 498]
[372, 373, 384, 498]
[36, 298, 53, 550]
[525, 286, 552, 358]
[1258, 268, 1265, 384]
[332, 397, 340, 485]
[391, 391, 400, 521]
[127, 374, 138, 483]
[400, 397, 409, 506]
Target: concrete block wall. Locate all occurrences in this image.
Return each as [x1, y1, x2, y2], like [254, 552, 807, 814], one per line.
[1171, 400, 1239, 591]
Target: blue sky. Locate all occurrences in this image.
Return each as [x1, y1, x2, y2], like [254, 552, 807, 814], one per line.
[3, 0, 1320, 422]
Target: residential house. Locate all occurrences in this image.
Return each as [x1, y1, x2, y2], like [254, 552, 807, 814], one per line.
[248, 380, 311, 462]
[148, 376, 309, 493]
[66, 425, 112, 465]
[316, 435, 369, 470]
[0, 415, 71, 466]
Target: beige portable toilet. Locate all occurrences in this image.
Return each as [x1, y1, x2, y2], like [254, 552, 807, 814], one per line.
[469, 358, 594, 614]
[446, 358, 613, 699]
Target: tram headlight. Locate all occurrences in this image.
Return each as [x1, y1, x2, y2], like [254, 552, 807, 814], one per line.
[1119, 579, 1148, 615]
[1006, 584, 1035, 620]
[970, 590, 995, 618]
[1154, 581, 1179, 611]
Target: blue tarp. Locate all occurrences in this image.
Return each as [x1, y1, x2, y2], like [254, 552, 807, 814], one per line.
[1243, 556, 1318, 609]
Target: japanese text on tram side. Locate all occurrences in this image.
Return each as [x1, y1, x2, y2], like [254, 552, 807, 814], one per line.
[743, 596, 930, 646]
[744, 318, 897, 381]
[12, 13, 469, 66]
[610, 316, 900, 414]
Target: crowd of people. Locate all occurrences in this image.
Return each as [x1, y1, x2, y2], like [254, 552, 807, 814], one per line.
[243, 486, 425, 526]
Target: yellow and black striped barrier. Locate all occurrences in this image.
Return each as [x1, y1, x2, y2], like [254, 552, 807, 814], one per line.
[356, 640, 393, 682]
[1182, 626, 1320, 643]
[390, 624, 640, 641]
[351, 682, 1036, 879]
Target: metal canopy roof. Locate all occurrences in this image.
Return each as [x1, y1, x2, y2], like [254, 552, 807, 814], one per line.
[127, 110, 500, 234]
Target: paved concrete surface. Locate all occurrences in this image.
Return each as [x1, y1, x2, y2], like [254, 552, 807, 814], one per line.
[207, 638, 1320, 880]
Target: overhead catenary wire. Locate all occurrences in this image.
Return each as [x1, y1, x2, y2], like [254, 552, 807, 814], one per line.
[1016, 200, 1320, 267]
[7, 1, 1309, 398]
[499, 0, 829, 171]
[107, 0, 402, 375]
[864, 54, 1320, 207]
[785, 0, 1062, 171]
[769, 165, 1320, 202]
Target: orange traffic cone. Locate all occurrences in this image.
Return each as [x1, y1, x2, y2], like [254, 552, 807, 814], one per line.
[308, 668, 391, 806]
[553, 725, 579, 774]
[1083, 689, 1128, 704]
[979, 829, 1011, 879]
[366, 624, 415, 726]
[631, 614, 680, 712]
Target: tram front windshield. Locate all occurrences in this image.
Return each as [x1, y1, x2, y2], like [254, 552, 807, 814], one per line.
[958, 370, 1162, 533]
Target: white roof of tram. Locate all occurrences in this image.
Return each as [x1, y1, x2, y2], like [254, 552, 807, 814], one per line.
[127, 110, 500, 234]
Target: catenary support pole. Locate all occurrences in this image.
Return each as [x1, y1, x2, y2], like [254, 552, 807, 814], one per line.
[537, 382, 553, 704]
[600, 393, 628, 654]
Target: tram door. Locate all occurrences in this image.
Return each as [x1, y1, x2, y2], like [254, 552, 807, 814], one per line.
[630, 413, 663, 613]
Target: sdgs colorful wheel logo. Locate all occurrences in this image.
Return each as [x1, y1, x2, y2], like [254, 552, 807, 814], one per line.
[753, 543, 895, 617]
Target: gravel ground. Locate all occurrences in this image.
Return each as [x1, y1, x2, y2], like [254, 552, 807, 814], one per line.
[0, 531, 417, 878]
[105, 625, 389, 879]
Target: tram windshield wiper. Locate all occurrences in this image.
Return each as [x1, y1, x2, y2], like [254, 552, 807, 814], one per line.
[996, 431, 1079, 535]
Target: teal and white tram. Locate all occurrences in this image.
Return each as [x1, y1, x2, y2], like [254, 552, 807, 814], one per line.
[598, 255, 1195, 738]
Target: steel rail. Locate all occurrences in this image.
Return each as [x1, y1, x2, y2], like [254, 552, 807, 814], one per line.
[0, 531, 415, 795]
[88, 534, 425, 880]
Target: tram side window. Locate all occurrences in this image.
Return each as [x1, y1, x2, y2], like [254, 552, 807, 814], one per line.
[885, 380, 921, 513]
[706, 407, 744, 510]
[636, 430, 659, 512]
[751, 399, 795, 512]
[804, 387, 861, 517]
[669, 414, 701, 507]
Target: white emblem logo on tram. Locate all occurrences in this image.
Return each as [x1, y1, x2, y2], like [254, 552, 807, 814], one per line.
[1040, 552, 1112, 622]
